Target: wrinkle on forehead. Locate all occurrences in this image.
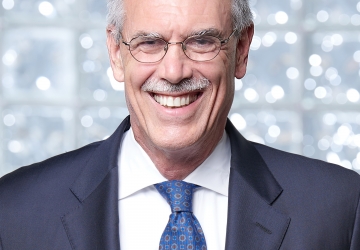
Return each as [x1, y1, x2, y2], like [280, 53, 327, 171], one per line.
[123, 0, 232, 39]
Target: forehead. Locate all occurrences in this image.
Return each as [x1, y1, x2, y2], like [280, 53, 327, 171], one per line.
[122, 0, 233, 38]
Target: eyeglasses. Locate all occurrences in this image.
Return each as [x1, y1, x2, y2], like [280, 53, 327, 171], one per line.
[122, 29, 237, 63]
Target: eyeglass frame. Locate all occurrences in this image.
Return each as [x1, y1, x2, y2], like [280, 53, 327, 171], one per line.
[121, 29, 238, 63]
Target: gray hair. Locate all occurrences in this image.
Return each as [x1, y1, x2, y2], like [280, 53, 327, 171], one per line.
[107, 0, 253, 44]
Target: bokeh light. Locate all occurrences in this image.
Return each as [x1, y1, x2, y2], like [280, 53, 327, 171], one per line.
[0, 0, 359, 177]
[2, 0, 14, 10]
[38, 1, 55, 17]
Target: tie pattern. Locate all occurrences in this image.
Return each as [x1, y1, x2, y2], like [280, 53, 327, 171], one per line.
[154, 180, 207, 250]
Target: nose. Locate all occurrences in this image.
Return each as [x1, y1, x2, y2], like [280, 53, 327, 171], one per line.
[157, 42, 193, 84]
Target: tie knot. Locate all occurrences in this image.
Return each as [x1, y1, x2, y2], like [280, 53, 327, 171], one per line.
[154, 180, 197, 213]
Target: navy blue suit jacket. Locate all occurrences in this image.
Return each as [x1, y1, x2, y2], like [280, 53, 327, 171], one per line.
[0, 116, 359, 249]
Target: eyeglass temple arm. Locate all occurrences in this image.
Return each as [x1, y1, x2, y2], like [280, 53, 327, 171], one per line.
[220, 29, 237, 45]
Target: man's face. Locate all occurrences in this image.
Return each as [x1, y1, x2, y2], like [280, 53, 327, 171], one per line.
[108, 0, 252, 153]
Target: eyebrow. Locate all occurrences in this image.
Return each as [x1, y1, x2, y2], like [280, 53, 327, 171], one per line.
[130, 31, 162, 39]
[187, 28, 222, 38]
[129, 28, 223, 40]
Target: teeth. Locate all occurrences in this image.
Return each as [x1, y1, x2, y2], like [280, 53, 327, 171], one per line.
[167, 96, 174, 107]
[174, 97, 180, 107]
[154, 94, 198, 108]
[180, 97, 186, 106]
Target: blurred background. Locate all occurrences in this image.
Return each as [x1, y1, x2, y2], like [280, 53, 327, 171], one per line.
[0, 0, 359, 177]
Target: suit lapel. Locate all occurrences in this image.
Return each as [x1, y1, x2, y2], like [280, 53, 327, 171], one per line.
[225, 120, 290, 250]
[59, 116, 290, 249]
[61, 117, 131, 250]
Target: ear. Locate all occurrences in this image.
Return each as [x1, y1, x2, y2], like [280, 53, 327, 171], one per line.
[234, 23, 254, 79]
[106, 25, 125, 82]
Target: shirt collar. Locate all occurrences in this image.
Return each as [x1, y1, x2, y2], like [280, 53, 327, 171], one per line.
[183, 132, 230, 196]
[118, 128, 230, 200]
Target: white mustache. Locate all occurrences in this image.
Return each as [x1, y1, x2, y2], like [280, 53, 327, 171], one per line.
[141, 78, 210, 93]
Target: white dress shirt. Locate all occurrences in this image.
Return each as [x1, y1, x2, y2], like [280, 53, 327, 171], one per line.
[118, 128, 231, 250]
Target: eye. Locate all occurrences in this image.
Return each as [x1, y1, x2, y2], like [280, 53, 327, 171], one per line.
[187, 36, 215, 46]
[131, 37, 165, 52]
[140, 39, 159, 45]
[185, 36, 218, 52]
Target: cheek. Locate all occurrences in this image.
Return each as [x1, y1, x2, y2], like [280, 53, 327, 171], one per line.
[123, 62, 156, 121]
[198, 59, 234, 116]
[121, 45, 154, 91]
[197, 58, 234, 96]
[124, 63, 155, 94]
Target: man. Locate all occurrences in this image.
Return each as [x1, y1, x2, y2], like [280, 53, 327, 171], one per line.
[0, 0, 359, 249]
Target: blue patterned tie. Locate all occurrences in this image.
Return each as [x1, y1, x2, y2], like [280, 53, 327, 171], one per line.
[154, 180, 207, 250]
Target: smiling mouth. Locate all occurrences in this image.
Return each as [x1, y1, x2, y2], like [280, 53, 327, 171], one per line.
[153, 93, 201, 108]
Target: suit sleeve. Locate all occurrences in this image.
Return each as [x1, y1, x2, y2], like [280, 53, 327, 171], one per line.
[350, 190, 360, 250]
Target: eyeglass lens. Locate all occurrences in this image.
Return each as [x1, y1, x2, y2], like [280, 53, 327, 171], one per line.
[127, 35, 222, 63]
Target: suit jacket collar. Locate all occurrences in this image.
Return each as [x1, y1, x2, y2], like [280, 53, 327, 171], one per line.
[225, 120, 290, 249]
[62, 116, 289, 249]
[226, 120, 283, 205]
[61, 116, 131, 250]
[70, 116, 131, 203]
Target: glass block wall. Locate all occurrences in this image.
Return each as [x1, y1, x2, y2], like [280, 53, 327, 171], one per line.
[0, 0, 359, 177]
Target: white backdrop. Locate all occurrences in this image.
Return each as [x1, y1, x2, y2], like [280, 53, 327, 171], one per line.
[0, 0, 360, 176]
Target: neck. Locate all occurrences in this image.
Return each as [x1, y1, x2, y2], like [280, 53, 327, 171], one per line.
[133, 128, 224, 180]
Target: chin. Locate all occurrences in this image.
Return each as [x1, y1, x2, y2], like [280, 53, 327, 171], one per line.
[149, 127, 202, 151]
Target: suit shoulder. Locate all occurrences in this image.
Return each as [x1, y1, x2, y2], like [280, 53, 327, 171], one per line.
[0, 140, 102, 195]
[252, 142, 360, 188]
